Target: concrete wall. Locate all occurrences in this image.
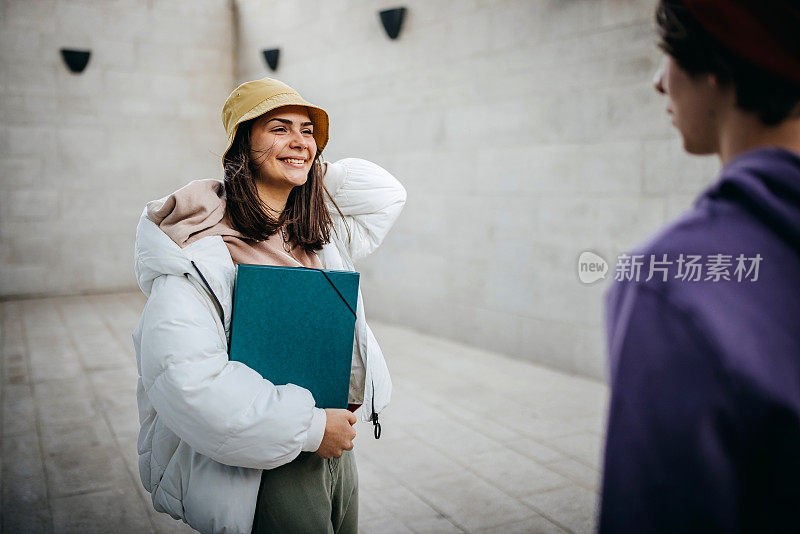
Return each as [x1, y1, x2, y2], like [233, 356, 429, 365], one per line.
[235, 0, 719, 379]
[0, 0, 234, 297]
[0, 0, 721, 380]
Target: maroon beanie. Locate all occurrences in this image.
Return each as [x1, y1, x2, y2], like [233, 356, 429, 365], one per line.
[683, 0, 800, 85]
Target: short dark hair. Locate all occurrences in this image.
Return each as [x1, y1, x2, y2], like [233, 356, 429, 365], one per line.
[656, 0, 800, 126]
[223, 119, 343, 253]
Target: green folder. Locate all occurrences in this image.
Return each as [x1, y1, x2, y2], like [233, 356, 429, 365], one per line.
[228, 264, 359, 409]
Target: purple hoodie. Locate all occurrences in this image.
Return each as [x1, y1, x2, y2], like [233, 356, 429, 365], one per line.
[599, 147, 800, 533]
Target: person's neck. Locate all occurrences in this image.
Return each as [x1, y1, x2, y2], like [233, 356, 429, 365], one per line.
[718, 109, 800, 165]
[255, 180, 292, 219]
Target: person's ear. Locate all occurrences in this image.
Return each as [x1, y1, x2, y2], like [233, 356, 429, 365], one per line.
[707, 73, 736, 106]
[708, 73, 733, 94]
[652, 57, 667, 95]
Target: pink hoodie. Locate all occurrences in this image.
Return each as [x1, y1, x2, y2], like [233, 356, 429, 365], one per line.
[146, 179, 321, 269]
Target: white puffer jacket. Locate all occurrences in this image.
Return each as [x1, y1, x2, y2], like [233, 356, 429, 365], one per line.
[132, 158, 406, 534]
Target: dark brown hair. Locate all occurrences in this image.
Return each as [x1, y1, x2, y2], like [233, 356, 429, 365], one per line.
[223, 119, 342, 253]
[656, 0, 800, 126]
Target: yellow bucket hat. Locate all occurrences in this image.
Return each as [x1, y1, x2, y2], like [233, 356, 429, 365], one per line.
[221, 77, 329, 165]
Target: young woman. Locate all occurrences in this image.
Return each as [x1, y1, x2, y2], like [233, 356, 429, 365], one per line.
[600, 1, 800, 532]
[133, 78, 406, 533]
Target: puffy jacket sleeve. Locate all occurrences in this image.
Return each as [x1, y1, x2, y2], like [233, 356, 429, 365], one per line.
[323, 158, 406, 262]
[138, 273, 326, 470]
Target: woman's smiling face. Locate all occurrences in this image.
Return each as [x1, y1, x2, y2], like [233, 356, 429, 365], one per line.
[250, 105, 317, 190]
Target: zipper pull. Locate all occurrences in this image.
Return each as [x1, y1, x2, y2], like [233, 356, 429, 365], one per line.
[371, 412, 381, 440]
[370, 379, 381, 439]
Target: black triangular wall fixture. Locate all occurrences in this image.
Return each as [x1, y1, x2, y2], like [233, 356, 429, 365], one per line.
[60, 49, 91, 74]
[379, 7, 406, 40]
[262, 49, 280, 71]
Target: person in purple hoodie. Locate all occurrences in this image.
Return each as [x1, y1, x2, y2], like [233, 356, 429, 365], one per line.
[599, 1, 800, 532]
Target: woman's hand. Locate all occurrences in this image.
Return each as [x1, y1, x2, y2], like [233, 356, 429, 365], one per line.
[317, 409, 356, 458]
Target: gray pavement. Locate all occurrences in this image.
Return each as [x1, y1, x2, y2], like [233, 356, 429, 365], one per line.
[1, 292, 608, 533]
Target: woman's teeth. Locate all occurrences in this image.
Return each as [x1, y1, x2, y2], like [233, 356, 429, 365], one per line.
[282, 158, 305, 165]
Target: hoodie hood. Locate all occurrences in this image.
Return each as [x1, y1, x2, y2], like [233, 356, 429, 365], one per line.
[134, 180, 236, 304]
[146, 179, 242, 247]
[706, 147, 800, 251]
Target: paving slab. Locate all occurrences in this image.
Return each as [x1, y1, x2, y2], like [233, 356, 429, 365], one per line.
[1, 431, 51, 533]
[369, 484, 459, 531]
[523, 486, 600, 534]
[50, 486, 154, 534]
[545, 432, 604, 470]
[463, 448, 571, 497]
[39, 417, 117, 456]
[546, 457, 601, 492]
[412, 471, 543, 531]
[506, 437, 567, 464]
[475, 516, 568, 534]
[2, 382, 37, 436]
[43, 443, 131, 498]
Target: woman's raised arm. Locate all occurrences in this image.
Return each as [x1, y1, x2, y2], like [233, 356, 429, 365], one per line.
[323, 158, 407, 262]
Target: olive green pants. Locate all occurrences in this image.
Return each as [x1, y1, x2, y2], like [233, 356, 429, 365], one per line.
[251, 450, 358, 534]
